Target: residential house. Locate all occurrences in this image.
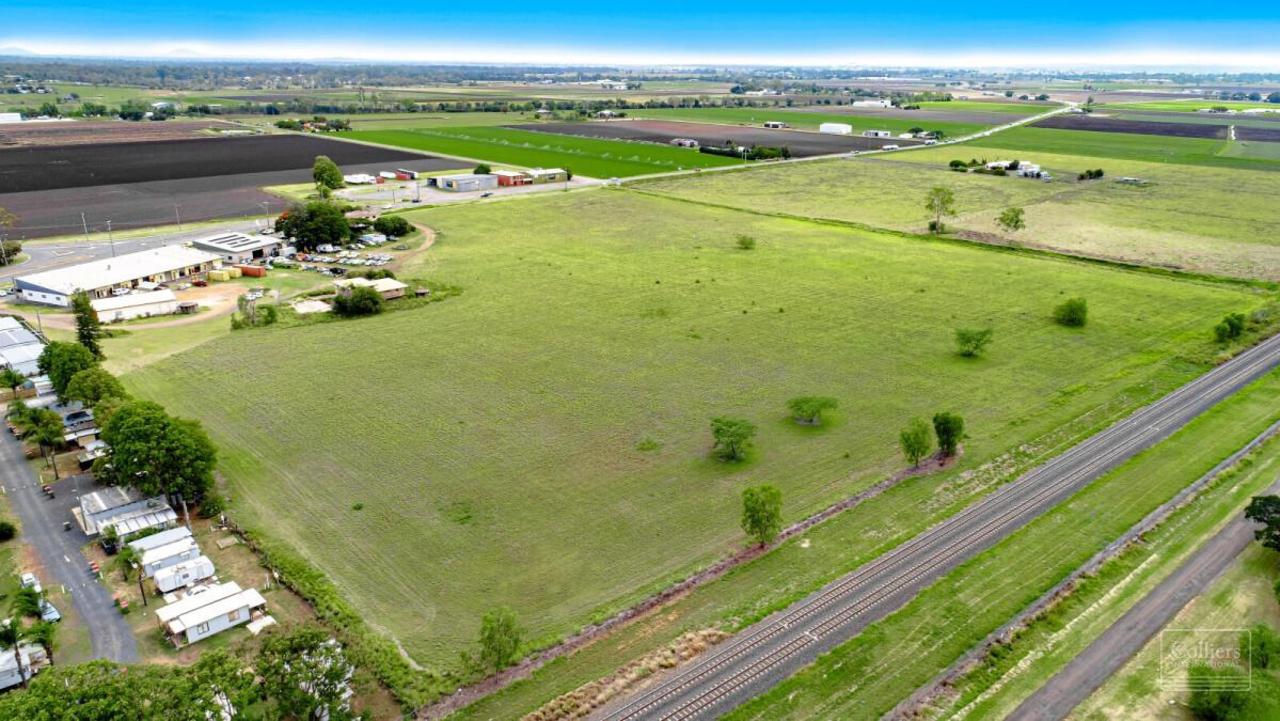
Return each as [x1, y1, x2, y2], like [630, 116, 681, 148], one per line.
[77, 487, 177, 538]
[155, 582, 268, 646]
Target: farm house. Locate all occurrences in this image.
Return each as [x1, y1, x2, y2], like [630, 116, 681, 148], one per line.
[334, 276, 408, 300]
[437, 173, 499, 192]
[14, 245, 220, 307]
[154, 556, 216, 593]
[819, 123, 853, 135]
[90, 289, 179, 323]
[191, 232, 283, 264]
[155, 582, 268, 646]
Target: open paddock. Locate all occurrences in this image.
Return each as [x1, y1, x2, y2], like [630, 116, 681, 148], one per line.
[788, 105, 1017, 126]
[1033, 114, 1226, 139]
[0, 119, 245, 147]
[1235, 126, 1280, 142]
[627, 107, 989, 138]
[508, 120, 913, 157]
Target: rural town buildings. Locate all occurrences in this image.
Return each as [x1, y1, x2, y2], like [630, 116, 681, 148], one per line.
[76, 487, 177, 538]
[0, 316, 46, 377]
[127, 526, 194, 554]
[191, 232, 283, 264]
[155, 581, 268, 646]
[437, 173, 499, 192]
[90, 289, 179, 323]
[14, 245, 220, 307]
[154, 556, 216, 593]
[140, 536, 202, 578]
[819, 123, 853, 135]
[851, 99, 893, 108]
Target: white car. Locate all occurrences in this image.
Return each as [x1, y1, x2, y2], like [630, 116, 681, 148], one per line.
[20, 572, 41, 594]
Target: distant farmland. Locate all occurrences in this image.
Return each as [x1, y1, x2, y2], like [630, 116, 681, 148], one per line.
[346, 126, 741, 177]
[627, 107, 994, 138]
[127, 189, 1261, 671]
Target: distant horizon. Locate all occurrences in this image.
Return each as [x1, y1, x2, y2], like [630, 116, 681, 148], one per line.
[6, 2, 1280, 74]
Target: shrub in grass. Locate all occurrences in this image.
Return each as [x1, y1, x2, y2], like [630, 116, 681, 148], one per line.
[955, 327, 994, 357]
[332, 286, 384, 317]
[373, 215, 413, 238]
[787, 396, 837, 426]
[711, 417, 756, 462]
[0, 520, 15, 541]
[1242, 624, 1280, 669]
[1054, 297, 1089, 327]
[735, 235, 756, 250]
[1214, 312, 1248, 343]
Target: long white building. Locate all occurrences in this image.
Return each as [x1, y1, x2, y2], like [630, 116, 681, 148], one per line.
[14, 245, 220, 307]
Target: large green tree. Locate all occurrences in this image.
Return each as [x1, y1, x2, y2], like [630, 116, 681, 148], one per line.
[924, 186, 956, 233]
[1246, 495, 1280, 553]
[257, 626, 354, 721]
[64, 367, 127, 409]
[741, 484, 783, 546]
[70, 291, 104, 359]
[312, 155, 345, 192]
[933, 412, 966, 457]
[786, 396, 838, 426]
[37, 341, 97, 402]
[478, 607, 522, 671]
[276, 201, 351, 251]
[98, 401, 217, 504]
[710, 416, 756, 462]
[899, 418, 933, 467]
[0, 367, 24, 399]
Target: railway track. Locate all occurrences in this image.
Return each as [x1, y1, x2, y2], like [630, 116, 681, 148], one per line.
[596, 330, 1280, 721]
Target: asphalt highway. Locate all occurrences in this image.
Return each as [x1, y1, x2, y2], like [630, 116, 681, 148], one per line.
[596, 330, 1280, 721]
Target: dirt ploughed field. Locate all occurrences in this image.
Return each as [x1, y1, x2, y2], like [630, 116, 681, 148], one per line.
[0, 120, 243, 148]
[0, 134, 460, 238]
[1235, 126, 1280, 142]
[789, 105, 1018, 126]
[0, 134, 431, 194]
[508, 120, 913, 157]
[1033, 114, 1226, 138]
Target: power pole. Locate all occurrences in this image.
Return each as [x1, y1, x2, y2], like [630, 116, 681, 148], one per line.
[81, 212, 89, 242]
[106, 221, 115, 257]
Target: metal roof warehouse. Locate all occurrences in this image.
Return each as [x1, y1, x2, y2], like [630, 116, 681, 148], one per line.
[190, 232, 283, 264]
[14, 245, 220, 307]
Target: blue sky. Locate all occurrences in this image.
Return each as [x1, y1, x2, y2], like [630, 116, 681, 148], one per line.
[5, 2, 1280, 68]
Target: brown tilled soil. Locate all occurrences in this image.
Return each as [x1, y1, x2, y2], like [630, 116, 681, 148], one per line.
[0, 120, 243, 147]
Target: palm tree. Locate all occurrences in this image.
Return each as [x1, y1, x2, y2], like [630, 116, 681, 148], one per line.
[31, 410, 65, 480]
[25, 622, 56, 667]
[11, 588, 42, 621]
[0, 618, 29, 688]
[0, 368, 23, 400]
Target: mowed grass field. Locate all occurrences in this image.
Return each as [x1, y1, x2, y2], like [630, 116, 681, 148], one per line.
[640, 141, 1280, 280]
[1102, 99, 1280, 113]
[121, 189, 1266, 672]
[345, 126, 741, 177]
[629, 106, 990, 137]
[961, 126, 1280, 171]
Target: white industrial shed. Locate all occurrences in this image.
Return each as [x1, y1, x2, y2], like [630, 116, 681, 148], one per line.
[437, 173, 499, 192]
[77, 487, 177, 537]
[819, 122, 853, 135]
[0, 317, 46, 376]
[127, 526, 194, 554]
[91, 289, 179, 323]
[156, 582, 267, 646]
[14, 246, 220, 307]
[191, 232, 283, 264]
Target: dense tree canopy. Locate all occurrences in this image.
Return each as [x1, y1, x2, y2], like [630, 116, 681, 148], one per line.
[37, 341, 97, 401]
[65, 367, 127, 409]
[257, 625, 355, 721]
[312, 155, 345, 191]
[276, 201, 351, 251]
[98, 400, 217, 504]
[71, 291, 104, 359]
[711, 416, 756, 461]
[741, 484, 783, 546]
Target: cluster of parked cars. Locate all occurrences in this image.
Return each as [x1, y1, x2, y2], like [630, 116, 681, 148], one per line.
[293, 250, 395, 274]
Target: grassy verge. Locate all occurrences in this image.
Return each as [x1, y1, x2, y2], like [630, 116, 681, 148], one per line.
[726, 366, 1280, 720]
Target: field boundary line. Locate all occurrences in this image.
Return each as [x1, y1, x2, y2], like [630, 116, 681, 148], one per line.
[881, 417, 1280, 721]
[416, 454, 961, 721]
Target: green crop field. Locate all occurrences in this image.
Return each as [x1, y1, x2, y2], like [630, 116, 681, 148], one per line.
[639, 148, 1280, 281]
[122, 188, 1265, 674]
[916, 100, 1052, 114]
[1102, 99, 1280, 113]
[628, 107, 991, 137]
[345, 126, 741, 176]
[960, 126, 1280, 171]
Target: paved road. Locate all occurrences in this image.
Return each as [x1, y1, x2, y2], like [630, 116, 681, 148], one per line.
[1005, 475, 1280, 721]
[596, 331, 1280, 721]
[0, 427, 138, 662]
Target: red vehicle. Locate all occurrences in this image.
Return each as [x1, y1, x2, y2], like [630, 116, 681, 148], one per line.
[193, 279, 208, 287]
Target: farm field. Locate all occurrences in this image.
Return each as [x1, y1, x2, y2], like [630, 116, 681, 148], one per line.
[627, 107, 993, 137]
[123, 189, 1266, 673]
[1101, 99, 1280, 113]
[728, 366, 1280, 721]
[510, 120, 909, 156]
[0, 134, 457, 238]
[1034, 114, 1227, 138]
[915, 100, 1052, 114]
[345, 126, 740, 176]
[1071, 545, 1280, 721]
[642, 148, 1280, 280]
[960, 126, 1280, 170]
[0, 118, 243, 147]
